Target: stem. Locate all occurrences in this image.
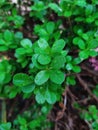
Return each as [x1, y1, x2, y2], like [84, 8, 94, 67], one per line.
[1, 99, 7, 123]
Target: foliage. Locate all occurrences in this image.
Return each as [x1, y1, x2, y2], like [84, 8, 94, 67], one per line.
[81, 105, 98, 130]
[0, 0, 98, 129]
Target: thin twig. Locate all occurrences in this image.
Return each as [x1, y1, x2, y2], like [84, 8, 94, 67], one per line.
[1, 99, 7, 123]
[76, 74, 98, 102]
[81, 65, 98, 76]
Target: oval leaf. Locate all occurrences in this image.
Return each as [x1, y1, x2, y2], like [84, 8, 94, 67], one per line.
[35, 91, 45, 104]
[35, 70, 49, 85]
[45, 89, 57, 104]
[46, 22, 55, 34]
[52, 39, 66, 53]
[50, 70, 65, 84]
[13, 73, 33, 87]
[38, 38, 49, 49]
[4, 30, 13, 41]
[51, 55, 65, 69]
[38, 54, 51, 65]
[20, 39, 32, 48]
[22, 84, 35, 93]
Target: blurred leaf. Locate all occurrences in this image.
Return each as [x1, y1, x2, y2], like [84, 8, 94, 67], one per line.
[35, 70, 49, 85]
[50, 70, 65, 84]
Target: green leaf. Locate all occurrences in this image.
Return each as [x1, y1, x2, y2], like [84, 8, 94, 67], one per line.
[0, 123, 11, 130]
[66, 56, 72, 62]
[79, 50, 89, 60]
[15, 48, 26, 55]
[4, 30, 13, 41]
[88, 105, 97, 114]
[82, 33, 89, 41]
[0, 39, 5, 45]
[84, 113, 92, 121]
[66, 76, 76, 85]
[88, 105, 98, 120]
[17, 116, 27, 125]
[85, 4, 93, 15]
[15, 32, 23, 39]
[93, 85, 98, 97]
[86, 16, 94, 23]
[29, 119, 41, 129]
[92, 122, 98, 129]
[48, 3, 62, 13]
[31, 1, 45, 11]
[46, 22, 55, 34]
[75, 0, 86, 7]
[88, 39, 98, 49]
[9, 91, 17, 99]
[64, 11, 72, 17]
[35, 70, 49, 85]
[4, 73, 11, 84]
[20, 39, 32, 48]
[0, 46, 8, 51]
[52, 39, 66, 53]
[66, 63, 73, 70]
[33, 46, 43, 54]
[95, 20, 98, 26]
[72, 66, 81, 73]
[22, 84, 35, 93]
[32, 54, 44, 69]
[0, 0, 5, 5]
[38, 38, 49, 49]
[73, 57, 82, 64]
[13, 73, 33, 87]
[45, 89, 57, 104]
[0, 73, 5, 84]
[50, 70, 65, 84]
[38, 54, 51, 65]
[35, 91, 45, 104]
[73, 37, 85, 49]
[39, 29, 49, 39]
[75, 17, 84, 22]
[89, 50, 97, 57]
[51, 55, 65, 69]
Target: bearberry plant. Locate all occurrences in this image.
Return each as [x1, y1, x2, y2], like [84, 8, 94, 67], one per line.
[0, 0, 98, 129]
